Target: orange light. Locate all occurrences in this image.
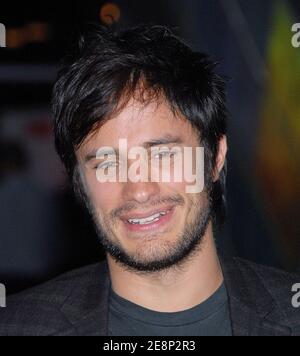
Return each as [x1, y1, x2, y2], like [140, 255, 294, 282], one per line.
[25, 22, 49, 43]
[100, 3, 121, 25]
[5, 22, 49, 49]
[6, 28, 25, 48]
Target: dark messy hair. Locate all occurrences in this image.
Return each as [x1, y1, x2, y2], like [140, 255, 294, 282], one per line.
[52, 23, 228, 227]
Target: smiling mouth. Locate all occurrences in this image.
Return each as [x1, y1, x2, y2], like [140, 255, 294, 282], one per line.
[127, 209, 171, 225]
[121, 206, 176, 233]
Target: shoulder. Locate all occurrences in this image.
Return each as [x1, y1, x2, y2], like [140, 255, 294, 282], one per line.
[0, 262, 107, 336]
[232, 257, 300, 291]
[230, 257, 300, 328]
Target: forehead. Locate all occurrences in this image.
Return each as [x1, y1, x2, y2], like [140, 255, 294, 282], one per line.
[78, 98, 197, 155]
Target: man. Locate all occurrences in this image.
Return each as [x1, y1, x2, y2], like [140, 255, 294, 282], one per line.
[0, 24, 299, 336]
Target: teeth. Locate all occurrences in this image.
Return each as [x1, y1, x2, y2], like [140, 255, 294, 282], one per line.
[128, 210, 169, 225]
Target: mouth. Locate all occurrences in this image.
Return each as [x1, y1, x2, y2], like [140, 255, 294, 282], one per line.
[120, 206, 176, 233]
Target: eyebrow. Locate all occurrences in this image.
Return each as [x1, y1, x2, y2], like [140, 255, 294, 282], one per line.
[84, 135, 183, 163]
[142, 135, 183, 149]
[84, 148, 115, 163]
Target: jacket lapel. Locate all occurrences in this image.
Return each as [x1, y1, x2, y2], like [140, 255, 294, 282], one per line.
[219, 255, 292, 336]
[59, 261, 111, 336]
[59, 256, 292, 336]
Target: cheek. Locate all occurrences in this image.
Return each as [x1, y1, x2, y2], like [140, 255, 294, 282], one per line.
[86, 172, 121, 212]
[162, 181, 186, 194]
[159, 179, 190, 199]
[164, 181, 204, 210]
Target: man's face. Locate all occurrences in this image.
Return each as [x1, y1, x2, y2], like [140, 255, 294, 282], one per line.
[76, 98, 212, 272]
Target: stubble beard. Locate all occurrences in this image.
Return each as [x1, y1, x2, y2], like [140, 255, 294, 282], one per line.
[83, 190, 212, 275]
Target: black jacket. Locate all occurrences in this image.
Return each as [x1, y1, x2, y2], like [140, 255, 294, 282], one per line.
[0, 256, 300, 336]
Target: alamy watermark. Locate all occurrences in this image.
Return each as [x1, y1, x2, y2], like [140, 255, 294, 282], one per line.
[92, 139, 205, 194]
[0, 283, 6, 307]
[0, 23, 6, 48]
[292, 283, 300, 308]
[292, 23, 300, 48]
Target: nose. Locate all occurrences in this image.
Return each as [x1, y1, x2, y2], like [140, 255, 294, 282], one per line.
[121, 180, 160, 204]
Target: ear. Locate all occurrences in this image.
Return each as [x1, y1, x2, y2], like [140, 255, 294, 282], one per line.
[212, 135, 227, 182]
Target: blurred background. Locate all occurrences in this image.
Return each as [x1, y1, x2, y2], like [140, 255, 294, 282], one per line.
[0, 0, 299, 294]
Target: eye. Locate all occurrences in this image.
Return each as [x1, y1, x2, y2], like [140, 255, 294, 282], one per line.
[94, 161, 118, 170]
[153, 150, 177, 159]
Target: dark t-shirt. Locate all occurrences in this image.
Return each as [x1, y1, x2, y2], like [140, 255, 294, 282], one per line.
[108, 282, 232, 336]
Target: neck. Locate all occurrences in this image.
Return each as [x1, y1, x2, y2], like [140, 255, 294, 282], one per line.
[107, 222, 223, 312]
